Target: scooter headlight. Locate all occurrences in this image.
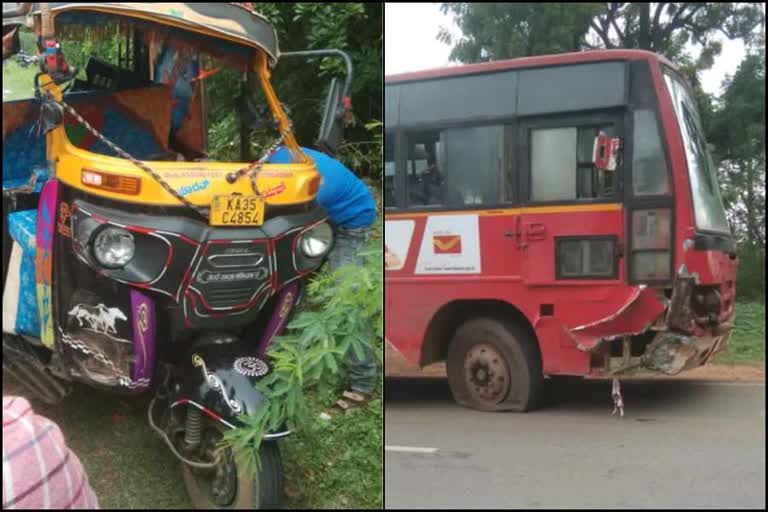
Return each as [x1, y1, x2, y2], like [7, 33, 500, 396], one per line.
[299, 222, 334, 258]
[93, 227, 135, 268]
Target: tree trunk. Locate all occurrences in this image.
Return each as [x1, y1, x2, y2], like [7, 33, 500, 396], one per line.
[638, 3, 651, 50]
[746, 159, 757, 244]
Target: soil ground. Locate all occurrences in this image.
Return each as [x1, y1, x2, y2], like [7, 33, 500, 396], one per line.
[385, 340, 766, 381]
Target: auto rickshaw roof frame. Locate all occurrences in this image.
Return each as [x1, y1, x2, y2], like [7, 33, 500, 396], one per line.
[3, 2, 281, 63]
[4, 2, 321, 209]
[12, 2, 307, 163]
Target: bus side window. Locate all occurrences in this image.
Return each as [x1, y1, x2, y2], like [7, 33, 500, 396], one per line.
[406, 133, 444, 207]
[384, 135, 397, 207]
[577, 125, 616, 199]
[531, 124, 616, 202]
[441, 125, 503, 206]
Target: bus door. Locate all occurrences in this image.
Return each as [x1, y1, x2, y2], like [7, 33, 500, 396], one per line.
[517, 114, 625, 286]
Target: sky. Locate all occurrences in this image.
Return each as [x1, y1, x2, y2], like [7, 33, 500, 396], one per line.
[384, 2, 749, 97]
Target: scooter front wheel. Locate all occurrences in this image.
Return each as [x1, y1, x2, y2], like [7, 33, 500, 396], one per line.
[181, 418, 284, 509]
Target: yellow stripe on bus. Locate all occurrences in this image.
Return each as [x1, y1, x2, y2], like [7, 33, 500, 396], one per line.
[385, 203, 622, 219]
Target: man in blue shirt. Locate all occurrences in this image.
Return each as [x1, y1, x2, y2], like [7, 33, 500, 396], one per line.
[269, 146, 377, 406]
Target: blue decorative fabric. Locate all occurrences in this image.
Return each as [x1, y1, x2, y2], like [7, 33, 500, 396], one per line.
[7, 210, 40, 336]
[2, 116, 47, 183]
[3, 93, 164, 189]
[154, 46, 199, 132]
[87, 108, 165, 159]
[16, 249, 40, 336]
[8, 210, 37, 252]
[2, 169, 50, 192]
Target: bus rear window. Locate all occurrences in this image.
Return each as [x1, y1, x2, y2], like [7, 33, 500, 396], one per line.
[663, 72, 729, 233]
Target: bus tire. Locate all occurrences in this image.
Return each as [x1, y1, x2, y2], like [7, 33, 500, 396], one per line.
[446, 317, 542, 412]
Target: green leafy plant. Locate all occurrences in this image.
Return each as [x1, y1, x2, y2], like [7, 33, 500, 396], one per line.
[206, 3, 382, 177]
[338, 120, 383, 181]
[220, 118, 383, 473]
[221, 234, 382, 475]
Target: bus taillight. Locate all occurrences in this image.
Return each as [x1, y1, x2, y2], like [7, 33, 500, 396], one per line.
[631, 209, 672, 280]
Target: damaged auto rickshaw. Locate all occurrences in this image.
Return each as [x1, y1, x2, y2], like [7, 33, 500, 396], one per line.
[2, 3, 354, 508]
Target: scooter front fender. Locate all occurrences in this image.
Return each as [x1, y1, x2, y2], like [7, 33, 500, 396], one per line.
[169, 335, 290, 439]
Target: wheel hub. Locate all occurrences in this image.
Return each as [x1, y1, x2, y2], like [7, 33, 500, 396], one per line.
[465, 343, 510, 405]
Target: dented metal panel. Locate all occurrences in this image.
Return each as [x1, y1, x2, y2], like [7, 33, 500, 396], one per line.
[568, 287, 666, 352]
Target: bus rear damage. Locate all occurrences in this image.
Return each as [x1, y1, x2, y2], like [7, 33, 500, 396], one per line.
[579, 257, 737, 377]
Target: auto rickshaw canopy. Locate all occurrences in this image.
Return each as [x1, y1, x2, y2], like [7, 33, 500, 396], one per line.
[2, 2, 280, 63]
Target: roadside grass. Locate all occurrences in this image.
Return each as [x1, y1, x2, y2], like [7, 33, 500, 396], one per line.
[3, 370, 382, 509]
[716, 301, 766, 365]
[282, 371, 383, 509]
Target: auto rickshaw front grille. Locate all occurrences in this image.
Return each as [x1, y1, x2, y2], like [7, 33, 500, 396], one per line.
[205, 287, 259, 308]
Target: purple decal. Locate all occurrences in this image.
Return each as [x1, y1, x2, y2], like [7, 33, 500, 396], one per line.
[130, 289, 156, 386]
[36, 180, 58, 252]
[257, 281, 300, 356]
[36, 179, 59, 347]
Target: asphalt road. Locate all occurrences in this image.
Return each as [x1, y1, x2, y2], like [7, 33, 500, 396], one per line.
[385, 377, 766, 509]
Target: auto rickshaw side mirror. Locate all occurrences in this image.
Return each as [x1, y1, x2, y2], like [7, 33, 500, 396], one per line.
[317, 77, 344, 156]
[279, 49, 354, 156]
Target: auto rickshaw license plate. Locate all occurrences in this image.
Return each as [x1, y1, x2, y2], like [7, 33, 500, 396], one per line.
[210, 195, 265, 226]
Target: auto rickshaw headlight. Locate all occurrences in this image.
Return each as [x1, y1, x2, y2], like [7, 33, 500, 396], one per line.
[299, 222, 334, 258]
[93, 227, 135, 268]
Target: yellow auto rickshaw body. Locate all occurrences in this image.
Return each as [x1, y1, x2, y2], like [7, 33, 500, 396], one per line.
[27, 3, 321, 213]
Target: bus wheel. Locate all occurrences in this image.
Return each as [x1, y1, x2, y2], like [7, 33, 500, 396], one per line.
[446, 317, 542, 412]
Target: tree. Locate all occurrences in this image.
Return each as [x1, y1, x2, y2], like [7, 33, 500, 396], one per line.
[206, 3, 382, 177]
[439, 3, 764, 75]
[437, 3, 600, 62]
[710, 52, 766, 248]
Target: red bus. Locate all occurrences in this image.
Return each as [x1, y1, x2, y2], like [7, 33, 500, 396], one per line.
[384, 50, 738, 411]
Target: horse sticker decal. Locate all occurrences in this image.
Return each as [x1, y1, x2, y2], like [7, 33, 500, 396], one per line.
[68, 303, 128, 335]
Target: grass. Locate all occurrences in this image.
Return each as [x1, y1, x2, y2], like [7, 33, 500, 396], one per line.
[282, 372, 383, 509]
[715, 301, 766, 365]
[3, 370, 382, 509]
[2, 59, 37, 102]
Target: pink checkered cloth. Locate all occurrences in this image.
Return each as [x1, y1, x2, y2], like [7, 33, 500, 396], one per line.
[2, 396, 100, 509]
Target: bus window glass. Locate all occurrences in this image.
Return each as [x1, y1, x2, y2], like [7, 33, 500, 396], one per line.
[441, 125, 502, 206]
[406, 132, 444, 206]
[577, 125, 615, 198]
[385, 134, 396, 207]
[531, 127, 577, 201]
[559, 240, 583, 276]
[557, 238, 616, 278]
[532, 125, 615, 201]
[632, 109, 671, 195]
[664, 73, 729, 233]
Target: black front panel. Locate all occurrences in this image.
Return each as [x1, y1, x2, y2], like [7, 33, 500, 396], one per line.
[64, 189, 326, 331]
[54, 203, 138, 390]
[189, 240, 271, 310]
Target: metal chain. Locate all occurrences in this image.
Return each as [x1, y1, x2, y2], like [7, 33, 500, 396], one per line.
[246, 132, 287, 196]
[39, 90, 210, 219]
[59, 330, 151, 389]
[38, 89, 291, 217]
[226, 116, 293, 195]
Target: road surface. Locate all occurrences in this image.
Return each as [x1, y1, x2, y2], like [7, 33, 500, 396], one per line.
[385, 377, 766, 509]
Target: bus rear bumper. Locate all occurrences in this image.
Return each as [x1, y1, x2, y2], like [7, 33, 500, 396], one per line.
[640, 328, 732, 375]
